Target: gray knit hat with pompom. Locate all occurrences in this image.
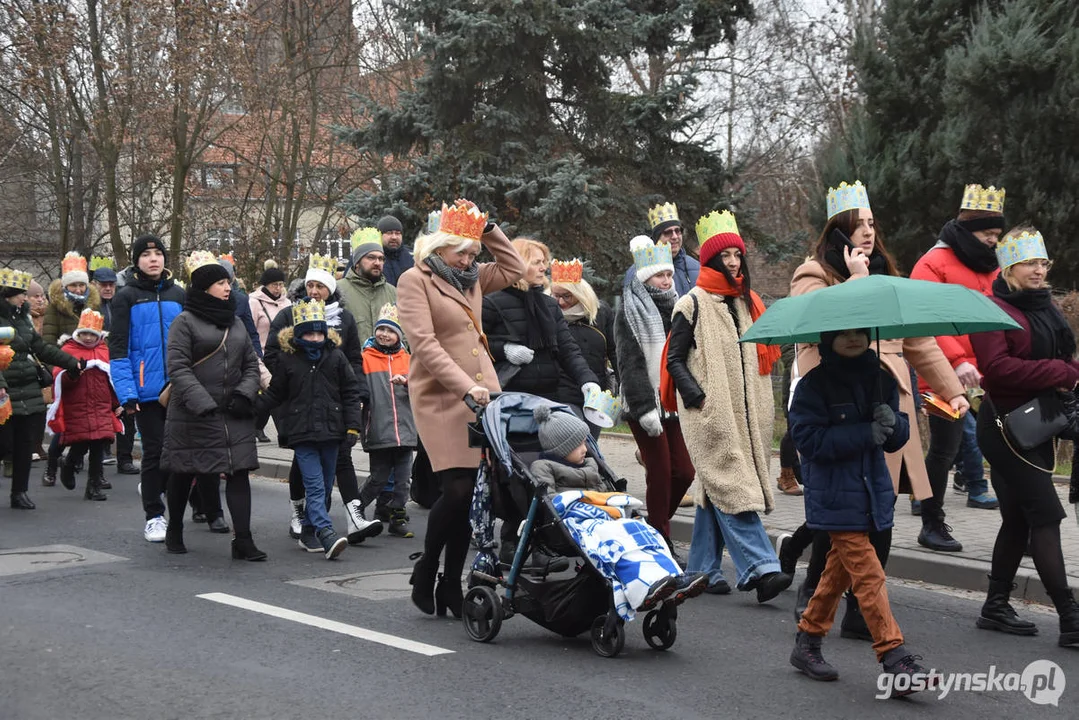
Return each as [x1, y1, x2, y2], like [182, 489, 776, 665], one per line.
[533, 405, 590, 458]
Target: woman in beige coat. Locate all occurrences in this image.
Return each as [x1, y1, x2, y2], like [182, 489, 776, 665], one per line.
[397, 200, 524, 618]
[787, 182, 968, 636]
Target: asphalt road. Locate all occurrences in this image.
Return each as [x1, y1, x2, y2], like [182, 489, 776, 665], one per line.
[1, 467, 1073, 719]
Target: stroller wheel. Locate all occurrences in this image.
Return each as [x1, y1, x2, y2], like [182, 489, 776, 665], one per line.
[643, 609, 678, 651]
[590, 614, 625, 658]
[463, 586, 503, 643]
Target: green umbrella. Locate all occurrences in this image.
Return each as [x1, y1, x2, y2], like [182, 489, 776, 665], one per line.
[738, 274, 1021, 346]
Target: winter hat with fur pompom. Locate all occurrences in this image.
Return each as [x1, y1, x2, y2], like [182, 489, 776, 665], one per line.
[533, 405, 590, 459]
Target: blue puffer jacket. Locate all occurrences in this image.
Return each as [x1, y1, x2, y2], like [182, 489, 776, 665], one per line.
[789, 347, 909, 532]
[622, 248, 700, 296]
[108, 271, 185, 404]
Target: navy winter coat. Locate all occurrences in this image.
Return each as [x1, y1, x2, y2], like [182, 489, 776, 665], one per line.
[789, 349, 909, 532]
[383, 245, 415, 287]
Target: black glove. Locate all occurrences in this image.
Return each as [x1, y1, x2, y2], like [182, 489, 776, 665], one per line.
[123, 399, 139, 415]
[227, 392, 255, 418]
[346, 431, 359, 447]
[69, 359, 86, 378]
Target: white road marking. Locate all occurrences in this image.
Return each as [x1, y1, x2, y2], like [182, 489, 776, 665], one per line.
[197, 592, 455, 656]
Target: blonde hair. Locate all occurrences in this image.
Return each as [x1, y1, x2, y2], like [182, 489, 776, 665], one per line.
[512, 237, 551, 290]
[414, 230, 480, 264]
[999, 224, 1048, 291]
[552, 278, 600, 323]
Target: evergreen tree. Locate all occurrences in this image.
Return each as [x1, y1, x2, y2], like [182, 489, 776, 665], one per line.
[938, 0, 1079, 284]
[340, 0, 752, 283]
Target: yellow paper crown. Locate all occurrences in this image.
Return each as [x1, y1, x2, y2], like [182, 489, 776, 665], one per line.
[76, 309, 105, 333]
[996, 230, 1048, 270]
[186, 250, 219, 276]
[292, 298, 326, 326]
[0, 268, 31, 292]
[826, 180, 872, 220]
[89, 256, 115, 271]
[308, 253, 337, 275]
[695, 210, 740, 244]
[349, 227, 382, 252]
[960, 184, 1006, 213]
[61, 251, 87, 276]
[647, 203, 680, 231]
[376, 303, 400, 327]
[438, 200, 488, 241]
[550, 258, 584, 284]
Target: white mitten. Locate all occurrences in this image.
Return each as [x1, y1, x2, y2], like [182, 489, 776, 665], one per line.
[639, 409, 663, 437]
[504, 343, 535, 365]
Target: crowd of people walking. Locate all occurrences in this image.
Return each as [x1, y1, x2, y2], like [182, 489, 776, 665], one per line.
[1, 183, 1077, 695]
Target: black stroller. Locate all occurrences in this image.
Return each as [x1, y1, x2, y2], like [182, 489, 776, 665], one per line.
[460, 392, 679, 658]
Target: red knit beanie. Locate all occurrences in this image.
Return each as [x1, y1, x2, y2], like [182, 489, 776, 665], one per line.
[699, 232, 746, 268]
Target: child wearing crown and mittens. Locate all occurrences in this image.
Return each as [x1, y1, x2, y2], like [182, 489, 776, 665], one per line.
[356, 303, 417, 538]
[47, 309, 122, 501]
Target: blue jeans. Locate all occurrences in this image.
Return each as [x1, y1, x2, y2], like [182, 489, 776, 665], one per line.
[294, 442, 340, 531]
[955, 412, 988, 496]
[686, 498, 782, 588]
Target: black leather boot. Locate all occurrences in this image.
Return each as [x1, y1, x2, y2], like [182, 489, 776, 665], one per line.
[434, 573, 464, 619]
[231, 533, 268, 562]
[409, 552, 438, 615]
[840, 592, 873, 641]
[790, 631, 839, 681]
[60, 454, 78, 490]
[10, 492, 35, 509]
[976, 576, 1038, 635]
[84, 473, 107, 501]
[1049, 588, 1079, 647]
[165, 520, 187, 554]
[42, 454, 58, 487]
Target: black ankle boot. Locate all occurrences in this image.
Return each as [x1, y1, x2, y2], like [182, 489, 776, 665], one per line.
[840, 592, 873, 641]
[84, 474, 107, 502]
[42, 455, 58, 487]
[435, 573, 463, 619]
[10, 492, 35, 510]
[977, 576, 1038, 636]
[1049, 588, 1079, 647]
[231, 534, 268, 562]
[60, 455, 77, 490]
[409, 552, 438, 615]
[790, 631, 839, 681]
[165, 522, 187, 554]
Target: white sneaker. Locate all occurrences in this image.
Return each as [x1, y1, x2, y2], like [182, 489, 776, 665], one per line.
[289, 499, 304, 539]
[345, 499, 383, 544]
[144, 516, 167, 543]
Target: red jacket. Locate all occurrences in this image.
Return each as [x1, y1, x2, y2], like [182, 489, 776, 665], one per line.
[910, 244, 999, 392]
[49, 339, 122, 443]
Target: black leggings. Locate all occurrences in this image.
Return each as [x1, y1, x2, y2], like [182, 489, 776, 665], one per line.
[167, 471, 252, 536]
[288, 437, 360, 507]
[423, 467, 476, 583]
[922, 414, 964, 522]
[1, 412, 43, 494]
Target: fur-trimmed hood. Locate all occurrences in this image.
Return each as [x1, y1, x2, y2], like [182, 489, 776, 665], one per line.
[277, 326, 342, 354]
[48, 278, 101, 318]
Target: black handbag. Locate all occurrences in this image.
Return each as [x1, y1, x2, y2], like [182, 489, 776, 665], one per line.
[998, 392, 1069, 451]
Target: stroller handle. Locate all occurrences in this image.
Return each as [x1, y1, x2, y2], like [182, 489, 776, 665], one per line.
[464, 391, 502, 417]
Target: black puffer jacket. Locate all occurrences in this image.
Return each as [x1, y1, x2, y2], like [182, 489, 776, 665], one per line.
[555, 301, 618, 407]
[482, 288, 598, 401]
[160, 312, 261, 475]
[0, 299, 79, 416]
[264, 297, 365, 398]
[259, 327, 363, 447]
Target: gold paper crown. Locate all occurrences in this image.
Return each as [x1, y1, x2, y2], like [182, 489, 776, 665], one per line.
[76, 309, 105, 333]
[647, 203, 680, 231]
[376, 303, 400, 326]
[89, 256, 115, 271]
[292, 299, 326, 326]
[996, 230, 1048, 270]
[0, 268, 31, 291]
[438, 200, 488, 241]
[826, 181, 872, 220]
[186, 250, 219, 276]
[960, 184, 1006, 213]
[61, 251, 87, 276]
[695, 210, 740, 244]
[550, 259, 584, 284]
[349, 227, 382, 251]
[308, 253, 338, 275]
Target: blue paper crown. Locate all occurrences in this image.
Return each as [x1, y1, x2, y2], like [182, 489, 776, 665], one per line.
[996, 230, 1048, 270]
[826, 181, 872, 220]
[630, 236, 673, 275]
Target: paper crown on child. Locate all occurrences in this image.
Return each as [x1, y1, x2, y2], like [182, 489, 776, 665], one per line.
[292, 298, 326, 327]
[826, 180, 872, 220]
[583, 387, 622, 429]
[438, 199, 487, 241]
[349, 227, 382, 252]
[374, 303, 403, 336]
[0, 268, 32, 292]
[647, 202, 680, 234]
[61, 252, 89, 286]
[426, 210, 442, 234]
[996, 230, 1048, 270]
[185, 250, 219, 275]
[76, 309, 105, 336]
[960, 184, 1006, 214]
[630, 235, 674, 283]
[218, 252, 235, 265]
[89, 256, 115, 272]
[550, 258, 584, 285]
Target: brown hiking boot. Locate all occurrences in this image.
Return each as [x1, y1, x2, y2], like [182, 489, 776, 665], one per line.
[777, 467, 803, 496]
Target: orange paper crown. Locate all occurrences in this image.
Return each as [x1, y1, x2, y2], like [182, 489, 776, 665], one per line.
[438, 199, 488, 242]
[61, 252, 87, 276]
[550, 258, 584, 284]
[76, 309, 105, 334]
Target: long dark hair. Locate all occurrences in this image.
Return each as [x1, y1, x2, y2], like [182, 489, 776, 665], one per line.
[812, 209, 900, 282]
[705, 251, 752, 301]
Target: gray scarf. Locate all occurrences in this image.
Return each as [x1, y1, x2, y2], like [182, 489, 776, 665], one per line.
[424, 254, 479, 294]
[623, 278, 676, 391]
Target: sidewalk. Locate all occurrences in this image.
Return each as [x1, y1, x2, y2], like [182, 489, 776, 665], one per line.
[249, 427, 1079, 604]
